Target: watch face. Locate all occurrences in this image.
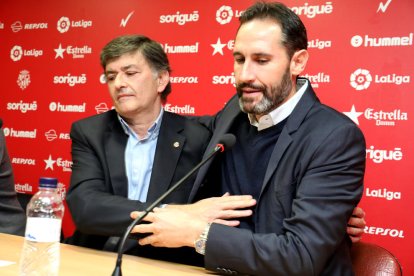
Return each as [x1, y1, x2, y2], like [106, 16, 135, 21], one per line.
[195, 239, 206, 254]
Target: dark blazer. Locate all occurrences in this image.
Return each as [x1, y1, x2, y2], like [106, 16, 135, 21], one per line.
[66, 110, 210, 264]
[0, 119, 26, 236]
[191, 79, 366, 275]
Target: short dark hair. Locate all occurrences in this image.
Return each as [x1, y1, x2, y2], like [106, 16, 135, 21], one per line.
[238, 2, 308, 59]
[100, 35, 172, 102]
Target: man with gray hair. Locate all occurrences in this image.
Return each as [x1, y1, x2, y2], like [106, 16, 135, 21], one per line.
[65, 35, 247, 264]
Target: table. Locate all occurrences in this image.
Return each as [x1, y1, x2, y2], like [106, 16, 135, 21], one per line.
[0, 233, 211, 275]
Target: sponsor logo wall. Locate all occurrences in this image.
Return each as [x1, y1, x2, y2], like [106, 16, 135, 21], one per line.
[1, 0, 413, 273]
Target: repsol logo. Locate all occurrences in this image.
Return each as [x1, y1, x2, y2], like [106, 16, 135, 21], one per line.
[44, 129, 70, 141]
[12, 158, 36, 165]
[170, 76, 198, 84]
[365, 226, 405, 238]
[24, 23, 48, 30]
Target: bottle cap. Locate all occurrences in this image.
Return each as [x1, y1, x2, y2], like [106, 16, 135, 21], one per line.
[39, 177, 58, 188]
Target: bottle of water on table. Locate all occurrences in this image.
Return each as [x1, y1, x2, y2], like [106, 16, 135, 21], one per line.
[19, 177, 65, 276]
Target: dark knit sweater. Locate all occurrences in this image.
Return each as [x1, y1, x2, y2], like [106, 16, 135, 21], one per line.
[220, 113, 287, 230]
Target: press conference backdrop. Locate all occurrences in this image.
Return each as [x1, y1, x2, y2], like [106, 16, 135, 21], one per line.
[1, 0, 413, 273]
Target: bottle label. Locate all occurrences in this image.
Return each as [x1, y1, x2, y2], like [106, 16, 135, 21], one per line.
[25, 217, 62, 242]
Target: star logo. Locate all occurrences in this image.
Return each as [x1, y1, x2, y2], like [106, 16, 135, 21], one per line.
[211, 38, 226, 56]
[54, 43, 66, 59]
[343, 105, 363, 125]
[44, 155, 56, 170]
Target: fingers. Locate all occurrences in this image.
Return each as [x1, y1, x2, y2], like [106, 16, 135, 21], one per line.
[138, 234, 156, 246]
[348, 215, 366, 229]
[347, 225, 364, 236]
[132, 222, 153, 234]
[349, 235, 362, 243]
[130, 211, 140, 219]
[130, 211, 154, 222]
[208, 195, 257, 210]
[216, 209, 253, 219]
[213, 219, 240, 227]
[352, 207, 366, 219]
[347, 224, 364, 243]
[347, 207, 366, 243]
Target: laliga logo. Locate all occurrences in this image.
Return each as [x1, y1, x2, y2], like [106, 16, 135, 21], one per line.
[216, 6, 233, 25]
[57, 16, 70, 33]
[10, 45, 23, 61]
[350, 68, 372, 91]
[99, 73, 107, 84]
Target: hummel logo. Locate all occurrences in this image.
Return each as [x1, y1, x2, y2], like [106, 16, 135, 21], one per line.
[120, 11, 134, 27]
[377, 0, 392, 13]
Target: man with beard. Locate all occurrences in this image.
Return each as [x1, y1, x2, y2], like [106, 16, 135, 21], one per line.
[130, 2, 366, 275]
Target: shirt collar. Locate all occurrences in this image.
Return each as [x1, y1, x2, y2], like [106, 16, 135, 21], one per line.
[118, 108, 164, 140]
[248, 78, 308, 131]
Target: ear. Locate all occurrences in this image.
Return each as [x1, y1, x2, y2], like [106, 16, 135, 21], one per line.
[156, 70, 170, 93]
[290, 49, 309, 76]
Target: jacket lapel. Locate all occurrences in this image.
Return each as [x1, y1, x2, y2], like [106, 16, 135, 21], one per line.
[189, 96, 241, 201]
[104, 111, 129, 197]
[146, 112, 185, 202]
[260, 82, 320, 196]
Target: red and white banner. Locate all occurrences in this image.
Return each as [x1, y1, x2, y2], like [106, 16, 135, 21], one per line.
[1, 0, 413, 273]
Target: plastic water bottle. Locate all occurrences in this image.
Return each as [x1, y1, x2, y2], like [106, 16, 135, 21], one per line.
[19, 177, 65, 276]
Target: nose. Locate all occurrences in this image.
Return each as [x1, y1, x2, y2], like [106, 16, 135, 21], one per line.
[237, 61, 255, 83]
[113, 73, 127, 90]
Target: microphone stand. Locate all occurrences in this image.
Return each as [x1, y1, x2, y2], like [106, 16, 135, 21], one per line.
[112, 143, 227, 276]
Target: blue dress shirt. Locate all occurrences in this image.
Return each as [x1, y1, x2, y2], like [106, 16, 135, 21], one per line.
[118, 109, 163, 202]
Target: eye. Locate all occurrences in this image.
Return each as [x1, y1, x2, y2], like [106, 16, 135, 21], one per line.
[105, 74, 115, 82]
[125, 71, 138, 76]
[234, 57, 245, 64]
[256, 59, 269, 65]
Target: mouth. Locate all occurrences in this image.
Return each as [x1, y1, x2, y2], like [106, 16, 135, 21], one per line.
[242, 88, 262, 94]
[237, 83, 264, 96]
[117, 93, 134, 101]
[240, 88, 264, 99]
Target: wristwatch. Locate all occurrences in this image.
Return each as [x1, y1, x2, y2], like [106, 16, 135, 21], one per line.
[194, 223, 211, 255]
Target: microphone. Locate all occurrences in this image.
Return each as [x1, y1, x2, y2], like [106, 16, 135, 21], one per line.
[112, 134, 236, 276]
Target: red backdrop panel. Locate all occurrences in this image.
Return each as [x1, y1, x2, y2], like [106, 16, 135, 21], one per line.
[1, 0, 413, 273]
